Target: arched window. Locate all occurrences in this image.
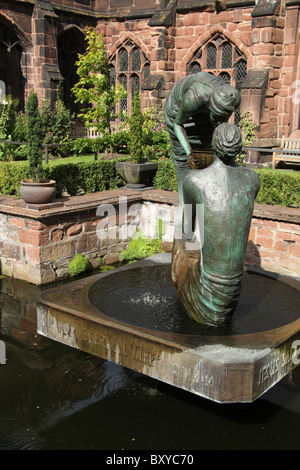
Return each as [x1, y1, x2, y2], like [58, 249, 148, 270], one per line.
[188, 36, 247, 126]
[119, 48, 128, 72]
[58, 28, 86, 113]
[109, 40, 150, 117]
[206, 43, 217, 69]
[0, 22, 24, 110]
[119, 74, 128, 120]
[131, 74, 139, 101]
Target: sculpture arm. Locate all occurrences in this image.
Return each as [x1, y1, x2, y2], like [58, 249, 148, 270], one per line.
[174, 89, 202, 156]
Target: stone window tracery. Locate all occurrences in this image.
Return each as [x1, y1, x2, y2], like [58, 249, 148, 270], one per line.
[109, 40, 150, 118]
[0, 22, 24, 110]
[188, 36, 247, 125]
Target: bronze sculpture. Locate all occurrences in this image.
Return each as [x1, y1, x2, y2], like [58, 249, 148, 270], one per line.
[164, 72, 241, 237]
[165, 73, 260, 326]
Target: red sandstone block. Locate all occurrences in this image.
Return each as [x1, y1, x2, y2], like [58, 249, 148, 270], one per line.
[183, 13, 201, 27]
[294, 233, 300, 244]
[252, 218, 278, 229]
[257, 227, 274, 238]
[175, 36, 197, 49]
[8, 217, 26, 229]
[289, 244, 300, 258]
[27, 246, 40, 264]
[51, 228, 64, 243]
[18, 229, 49, 246]
[277, 253, 300, 273]
[66, 223, 83, 237]
[255, 236, 274, 249]
[240, 31, 253, 47]
[176, 26, 195, 37]
[251, 43, 275, 56]
[278, 221, 298, 232]
[276, 231, 294, 241]
[248, 226, 256, 241]
[261, 259, 276, 270]
[259, 249, 278, 259]
[274, 240, 288, 252]
[26, 220, 48, 231]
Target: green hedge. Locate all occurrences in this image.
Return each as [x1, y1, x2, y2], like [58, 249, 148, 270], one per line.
[254, 168, 300, 207]
[0, 157, 127, 198]
[153, 160, 300, 207]
[0, 157, 299, 208]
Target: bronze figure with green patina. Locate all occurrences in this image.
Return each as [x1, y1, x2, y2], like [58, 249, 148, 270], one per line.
[164, 72, 241, 237]
[165, 73, 260, 326]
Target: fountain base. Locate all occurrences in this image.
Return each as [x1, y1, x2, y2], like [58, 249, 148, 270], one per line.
[37, 254, 300, 403]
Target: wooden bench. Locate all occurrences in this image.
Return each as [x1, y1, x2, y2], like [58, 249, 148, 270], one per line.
[70, 126, 100, 139]
[272, 137, 300, 168]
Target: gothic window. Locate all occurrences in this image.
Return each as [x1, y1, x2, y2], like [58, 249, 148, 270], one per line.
[132, 48, 141, 72]
[206, 43, 217, 69]
[188, 36, 247, 126]
[0, 22, 24, 110]
[131, 74, 140, 101]
[58, 28, 86, 114]
[119, 48, 129, 72]
[221, 43, 232, 69]
[109, 40, 150, 117]
[119, 74, 128, 121]
[190, 61, 202, 74]
[109, 65, 116, 120]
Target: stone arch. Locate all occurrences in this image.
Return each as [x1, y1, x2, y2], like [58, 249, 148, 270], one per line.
[57, 26, 86, 113]
[108, 32, 150, 62]
[0, 12, 29, 109]
[179, 24, 252, 73]
[0, 12, 31, 49]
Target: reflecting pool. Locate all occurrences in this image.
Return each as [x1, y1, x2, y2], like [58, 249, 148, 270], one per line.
[0, 275, 300, 450]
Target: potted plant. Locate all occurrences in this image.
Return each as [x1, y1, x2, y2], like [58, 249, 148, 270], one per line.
[20, 91, 56, 204]
[116, 92, 158, 188]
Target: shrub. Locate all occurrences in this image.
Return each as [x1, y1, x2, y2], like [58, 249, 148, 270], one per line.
[40, 98, 75, 157]
[255, 168, 300, 207]
[26, 91, 44, 180]
[0, 157, 128, 197]
[120, 229, 163, 263]
[0, 95, 19, 162]
[129, 92, 144, 163]
[68, 254, 89, 276]
[153, 159, 177, 191]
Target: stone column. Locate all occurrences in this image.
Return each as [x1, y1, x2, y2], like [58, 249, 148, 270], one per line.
[29, 0, 63, 106]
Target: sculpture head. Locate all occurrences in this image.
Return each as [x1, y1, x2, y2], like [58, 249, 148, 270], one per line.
[209, 86, 241, 127]
[212, 122, 243, 162]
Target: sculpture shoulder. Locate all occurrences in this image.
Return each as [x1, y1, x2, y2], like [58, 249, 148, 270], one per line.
[244, 167, 261, 188]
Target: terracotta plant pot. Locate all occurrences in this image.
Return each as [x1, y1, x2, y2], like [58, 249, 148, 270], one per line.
[116, 161, 158, 188]
[20, 179, 56, 204]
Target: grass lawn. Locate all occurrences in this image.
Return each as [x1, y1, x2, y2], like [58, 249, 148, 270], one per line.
[9, 154, 99, 166]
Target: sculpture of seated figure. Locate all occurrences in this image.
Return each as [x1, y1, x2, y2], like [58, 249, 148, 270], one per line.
[171, 123, 260, 326]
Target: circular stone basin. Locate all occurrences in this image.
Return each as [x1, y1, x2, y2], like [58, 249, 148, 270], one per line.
[88, 264, 300, 336]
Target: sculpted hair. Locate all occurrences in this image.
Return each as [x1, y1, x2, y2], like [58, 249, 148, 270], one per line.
[212, 122, 243, 161]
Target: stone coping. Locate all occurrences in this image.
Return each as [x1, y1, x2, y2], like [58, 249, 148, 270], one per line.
[0, 189, 299, 224]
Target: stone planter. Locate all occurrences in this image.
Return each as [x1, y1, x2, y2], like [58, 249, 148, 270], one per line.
[116, 161, 158, 188]
[20, 179, 56, 204]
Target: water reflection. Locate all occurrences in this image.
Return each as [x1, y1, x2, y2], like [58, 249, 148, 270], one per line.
[0, 275, 300, 450]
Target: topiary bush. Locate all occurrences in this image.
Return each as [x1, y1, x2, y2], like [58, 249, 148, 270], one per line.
[255, 168, 300, 207]
[68, 253, 89, 277]
[26, 91, 44, 180]
[0, 157, 128, 197]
